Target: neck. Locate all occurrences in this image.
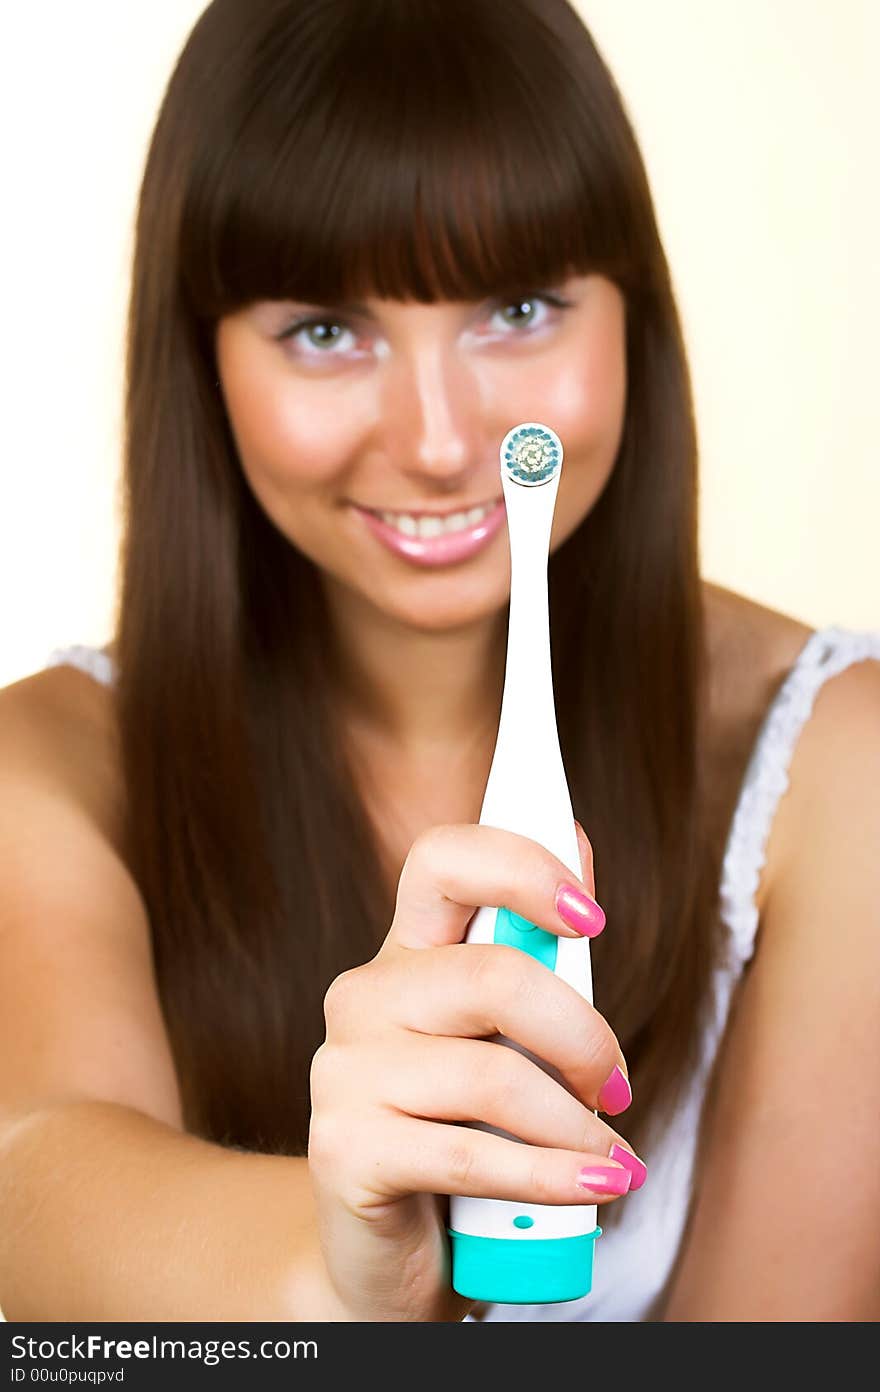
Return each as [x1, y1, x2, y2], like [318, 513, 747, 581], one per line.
[322, 578, 507, 758]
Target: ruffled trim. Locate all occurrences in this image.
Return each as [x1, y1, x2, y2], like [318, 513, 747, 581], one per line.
[45, 644, 116, 688]
[719, 625, 880, 967]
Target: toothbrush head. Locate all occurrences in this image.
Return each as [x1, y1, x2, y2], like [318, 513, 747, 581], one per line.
[500, 422, 563, 487]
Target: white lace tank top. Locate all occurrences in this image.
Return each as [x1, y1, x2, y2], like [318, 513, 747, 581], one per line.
[44, 626, 880, 1321]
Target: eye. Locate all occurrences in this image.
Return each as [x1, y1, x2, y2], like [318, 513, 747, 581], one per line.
[275, 316, 358, 356]
[275, 288, 573, 358]
[488, 290, 572, 334]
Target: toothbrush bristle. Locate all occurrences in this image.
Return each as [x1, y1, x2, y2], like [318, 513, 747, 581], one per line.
[501, 424, 562, 485]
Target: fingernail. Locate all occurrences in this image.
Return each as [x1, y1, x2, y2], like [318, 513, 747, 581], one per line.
[576, 1164, 632, 1195]
[609, 1143, 647, 1191]
[555, 883, 606, 937]
[598, 1064, 632, 1116]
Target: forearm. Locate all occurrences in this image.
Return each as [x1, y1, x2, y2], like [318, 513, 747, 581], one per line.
[0, 1099, 346, 1321]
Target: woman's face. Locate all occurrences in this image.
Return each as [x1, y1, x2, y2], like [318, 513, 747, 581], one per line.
[215, 273, 626, 632]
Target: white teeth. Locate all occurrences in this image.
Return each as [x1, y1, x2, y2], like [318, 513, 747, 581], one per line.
[377, 499, 498, 538]
[379, 512, 418, 535]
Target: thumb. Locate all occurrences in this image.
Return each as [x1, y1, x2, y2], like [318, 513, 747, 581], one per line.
[574, 819, 597, 899]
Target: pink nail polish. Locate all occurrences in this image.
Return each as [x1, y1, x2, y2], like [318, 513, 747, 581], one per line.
[555, 883, 606, 937]
[609, 1143, 647, 1191]
[598, 1064, 632, 1116]
[576, 1164, 632, 1195]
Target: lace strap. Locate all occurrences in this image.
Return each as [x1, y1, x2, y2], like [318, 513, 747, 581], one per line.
[45, 644, 116, 687]
[719, 625, 880, 966]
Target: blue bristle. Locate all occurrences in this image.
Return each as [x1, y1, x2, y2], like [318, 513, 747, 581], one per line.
[502, 425, 561, 485]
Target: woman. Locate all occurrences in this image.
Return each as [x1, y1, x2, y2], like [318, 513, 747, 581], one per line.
[1, 0, 877, 1322]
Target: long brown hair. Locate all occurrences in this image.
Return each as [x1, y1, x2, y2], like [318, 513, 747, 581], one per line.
[116, 0, 725, 1223]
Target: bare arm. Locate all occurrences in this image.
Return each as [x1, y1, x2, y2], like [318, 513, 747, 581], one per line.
[0, 672, 343, 1320]
[0, 1101, 345, 1320]
[661, 657, 880, 1321]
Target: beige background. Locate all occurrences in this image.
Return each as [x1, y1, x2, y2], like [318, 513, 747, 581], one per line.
[2, 0, 878, 691]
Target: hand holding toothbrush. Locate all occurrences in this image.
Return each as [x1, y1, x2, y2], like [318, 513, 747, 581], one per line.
[306, 818, 642, 1324]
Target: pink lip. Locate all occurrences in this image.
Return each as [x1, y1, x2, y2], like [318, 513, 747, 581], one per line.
[351, 499, 507, 567]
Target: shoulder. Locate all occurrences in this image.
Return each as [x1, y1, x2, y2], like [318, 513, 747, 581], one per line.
[702, 580, 816, 722]
[0, 666, 185, 1134]
[757, 623, 880, 912]
[702, 581, 879, 911]
[0, 657, 126, 866]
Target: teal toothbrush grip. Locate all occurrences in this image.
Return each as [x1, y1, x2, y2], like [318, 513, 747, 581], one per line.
[448, 904, 600, 1305]
[493, 904, 558, 969]
[449, 1227, 602, 1305]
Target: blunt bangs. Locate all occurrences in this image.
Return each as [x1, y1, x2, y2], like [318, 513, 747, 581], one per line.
[178, 0, 640, 322]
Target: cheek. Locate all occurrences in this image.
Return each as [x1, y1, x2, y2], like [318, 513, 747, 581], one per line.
[538, 320, 626, 542]
[547, 318, 627, 462]
[561, 346, 626, 451]
[217, 335, 361, 493]
[519, 352, 625, 534]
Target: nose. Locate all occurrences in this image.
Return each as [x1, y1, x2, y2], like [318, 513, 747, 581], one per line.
[383, 339, 484, 493]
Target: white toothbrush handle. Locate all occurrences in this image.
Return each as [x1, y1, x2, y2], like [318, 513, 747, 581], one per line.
[447, 433, 601, 1305]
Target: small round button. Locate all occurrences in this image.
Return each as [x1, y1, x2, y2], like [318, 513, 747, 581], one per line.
[513, 1215, 534, 1229]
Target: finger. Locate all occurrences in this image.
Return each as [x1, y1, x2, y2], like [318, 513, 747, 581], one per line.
[387, 822, 605, 952]
[358, 943, 629, 1114]
[384, 1033, 625, 1157]
[352, 1112, 634, 1207]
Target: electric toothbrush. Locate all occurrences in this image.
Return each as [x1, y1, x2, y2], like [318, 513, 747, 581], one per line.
[447, 422, 601, 1306]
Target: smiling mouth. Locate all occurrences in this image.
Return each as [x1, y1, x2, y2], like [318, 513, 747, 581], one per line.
[356, 496, 504, 538]
[358, 495, 503, 520]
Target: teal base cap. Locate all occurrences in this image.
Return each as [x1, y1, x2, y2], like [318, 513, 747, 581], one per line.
[448, 1227, 602, 1305]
